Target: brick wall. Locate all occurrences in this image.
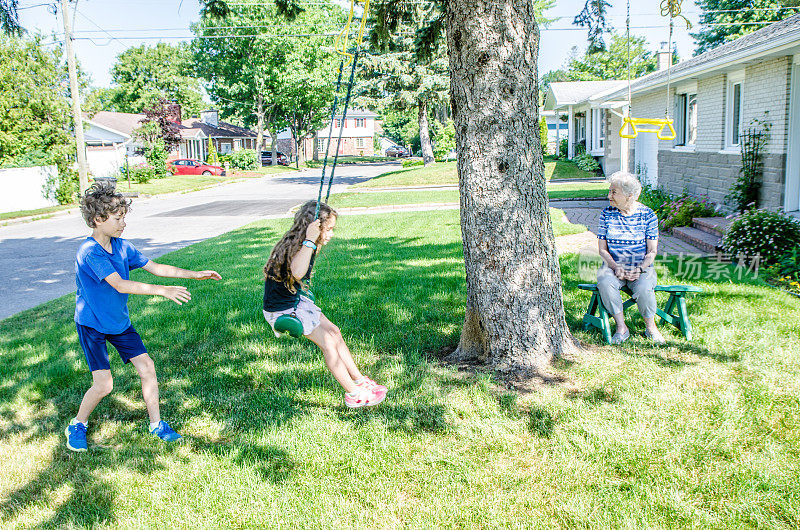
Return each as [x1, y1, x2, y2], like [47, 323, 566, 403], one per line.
[742, 56, 791, 154]
[629, 55, 792, 210]
[658, 150, 785, 210]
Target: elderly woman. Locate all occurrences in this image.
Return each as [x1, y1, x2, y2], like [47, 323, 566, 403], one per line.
[597, 172, 665, 345]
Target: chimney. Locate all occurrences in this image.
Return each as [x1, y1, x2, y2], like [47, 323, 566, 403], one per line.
[657, 41, 672, 71]
[201, 109, 219, 128]
[165, 102, 182, 125]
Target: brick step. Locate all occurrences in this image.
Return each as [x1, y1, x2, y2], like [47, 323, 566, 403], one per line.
[692, 216, 732, 237]
[671, 226, 723, 254]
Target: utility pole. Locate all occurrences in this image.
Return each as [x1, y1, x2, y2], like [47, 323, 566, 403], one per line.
[60, 0, 89, 193]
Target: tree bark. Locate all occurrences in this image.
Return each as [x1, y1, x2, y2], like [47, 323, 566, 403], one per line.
[254, 95, 266, 153]
[418, 100, 436, 166]
[445, 0, 576, 374]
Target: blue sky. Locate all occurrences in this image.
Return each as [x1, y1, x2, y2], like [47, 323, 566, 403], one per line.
[18, 0, 703, 88]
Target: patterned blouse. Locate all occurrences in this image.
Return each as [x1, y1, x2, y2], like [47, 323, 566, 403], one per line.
[597, 204, 659, 268]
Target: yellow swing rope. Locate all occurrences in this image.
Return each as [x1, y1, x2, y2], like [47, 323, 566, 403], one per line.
[619, 0, 690, 141]
[334, 0, 370, 68]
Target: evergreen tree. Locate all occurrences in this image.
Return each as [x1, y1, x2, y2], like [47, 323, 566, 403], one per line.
[1, 0, 21, 36]
[574, 0, 612, 53]
[692, 0, 799, 55]
[359, 27, 449, 165]
[207, 137, 219, 165]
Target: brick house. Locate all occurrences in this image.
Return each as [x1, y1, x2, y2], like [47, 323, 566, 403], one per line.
[542, 15, 800, 217]
[84, 107, 257, 178]
[276, 109, 379, 160]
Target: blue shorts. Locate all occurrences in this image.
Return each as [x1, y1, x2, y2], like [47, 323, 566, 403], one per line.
[76, 323, 147, 372]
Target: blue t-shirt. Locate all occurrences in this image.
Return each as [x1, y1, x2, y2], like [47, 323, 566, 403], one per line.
[597, 204, 659, 268]
[74, 237, 149, 334]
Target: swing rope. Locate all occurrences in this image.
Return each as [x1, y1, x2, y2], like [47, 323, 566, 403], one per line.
[313, 0, 369, 220]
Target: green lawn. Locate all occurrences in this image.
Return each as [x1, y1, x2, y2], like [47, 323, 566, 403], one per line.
[353, 158, 599, 189]
[328, 183, 608, 209]
[544, 155, 601, 180]
[1, 209, 799, 527]
[0, 204, 76, 222]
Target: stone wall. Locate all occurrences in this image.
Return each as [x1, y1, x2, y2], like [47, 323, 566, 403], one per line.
[658, 149, 786, 210]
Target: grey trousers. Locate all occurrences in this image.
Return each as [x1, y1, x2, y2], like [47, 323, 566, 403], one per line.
[597, 264, 658, 319]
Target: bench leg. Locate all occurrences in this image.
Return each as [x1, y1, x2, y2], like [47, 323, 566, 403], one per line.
[676, 295, 693, 340]
[598, 300, 612, 344]
[582, 293, 599, 331]
[582, 292, 612, 344]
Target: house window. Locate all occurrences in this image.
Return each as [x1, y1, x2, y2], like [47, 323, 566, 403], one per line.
[590, 108, 605, 151]
[335, 119, 342, 128]
[220, 142, 232, 154]
[675, 93, 698, 146]
[317, 138, 329, 152]
[355, 118, 366, 127]
[726, 72, 745, 149]
[356, 138, 365, 148]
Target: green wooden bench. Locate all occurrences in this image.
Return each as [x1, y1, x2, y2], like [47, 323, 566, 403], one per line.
[577, 283, 703, 344]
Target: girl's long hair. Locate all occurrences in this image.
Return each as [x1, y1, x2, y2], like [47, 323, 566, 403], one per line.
[264, 200, 337, 292]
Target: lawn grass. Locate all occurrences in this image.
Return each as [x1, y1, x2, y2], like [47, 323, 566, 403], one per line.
[352, 158, 599, 189]
[544, 155, 600, 180]
[2, 208, 799, 528]
[328, 183, 609, 209]
[0, 204, 76, 222]
[304, 156, 396, 168]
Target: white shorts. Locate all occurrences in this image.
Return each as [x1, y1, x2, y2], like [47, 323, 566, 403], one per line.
[263, 295, 322, 338]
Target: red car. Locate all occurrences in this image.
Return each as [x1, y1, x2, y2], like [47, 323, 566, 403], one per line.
[169, 159, 225, 176]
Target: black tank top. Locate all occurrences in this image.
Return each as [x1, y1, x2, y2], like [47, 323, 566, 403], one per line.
[263, 253, 315, 312]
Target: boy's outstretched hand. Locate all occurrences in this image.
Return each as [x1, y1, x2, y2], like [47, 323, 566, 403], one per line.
[194, 270, 222, 280]
[160, 285, 192, 305]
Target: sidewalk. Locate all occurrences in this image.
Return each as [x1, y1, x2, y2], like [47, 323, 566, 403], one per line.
[337, 198, 709, 257]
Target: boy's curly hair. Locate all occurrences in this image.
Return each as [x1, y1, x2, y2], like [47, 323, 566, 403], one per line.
[264, 200, 337, 293]
[80, 182, 131, 228]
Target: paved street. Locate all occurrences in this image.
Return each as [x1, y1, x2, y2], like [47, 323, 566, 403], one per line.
[0, 163, 398, 320]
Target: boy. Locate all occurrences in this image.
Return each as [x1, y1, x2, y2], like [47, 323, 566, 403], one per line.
[65, 182, 221, 452]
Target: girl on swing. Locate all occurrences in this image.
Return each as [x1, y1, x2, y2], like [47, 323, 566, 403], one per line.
[263, 200, 387, 408]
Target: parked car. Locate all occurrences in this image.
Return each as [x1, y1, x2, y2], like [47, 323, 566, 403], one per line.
[385, 145, 411, 158]
[168, 159, 225, 176]
[261, 151, 289, 166]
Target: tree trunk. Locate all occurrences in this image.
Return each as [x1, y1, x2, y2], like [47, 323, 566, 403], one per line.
[312, 131, 319, 161]
[445, 0, 576, 374]
[419, 100, 436, 166]
[255, 95, 266, 153]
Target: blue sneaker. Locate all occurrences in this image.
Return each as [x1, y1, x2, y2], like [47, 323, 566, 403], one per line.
[150, 420, 182, 442]
[65, 421, 88, 452]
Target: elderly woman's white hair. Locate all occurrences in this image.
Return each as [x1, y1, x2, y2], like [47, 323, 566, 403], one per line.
[607, 171, 642, 200]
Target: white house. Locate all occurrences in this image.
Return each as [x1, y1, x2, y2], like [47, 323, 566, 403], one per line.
[542, 15, 800, 215]
[84, 108, 258, 178]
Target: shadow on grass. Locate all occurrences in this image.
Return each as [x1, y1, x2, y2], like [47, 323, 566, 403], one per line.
[0, 221, 466, 524]
[558, 253, 782, 364]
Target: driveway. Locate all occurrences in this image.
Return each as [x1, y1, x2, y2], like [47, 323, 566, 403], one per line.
[0, 163, 399, 320]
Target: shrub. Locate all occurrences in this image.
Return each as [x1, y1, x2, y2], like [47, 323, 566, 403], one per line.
[433, 120, 455, 160]
[144, 140, 169, 178]
[722, 209, 800, 266]
[402, 159, 424, 168]
[573, 150, 600, 172]
[638, 184, 673, 218]
[558, 138, 568, 159]
[767, 246, 800, 284]
[206, 138, 219, 165]
[43, 167, 79, 205]
[229, 149, 258, 170]
[128, 163, 156, 184]
[660, 194, 717, 230]
[539, 116, 548, 153]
